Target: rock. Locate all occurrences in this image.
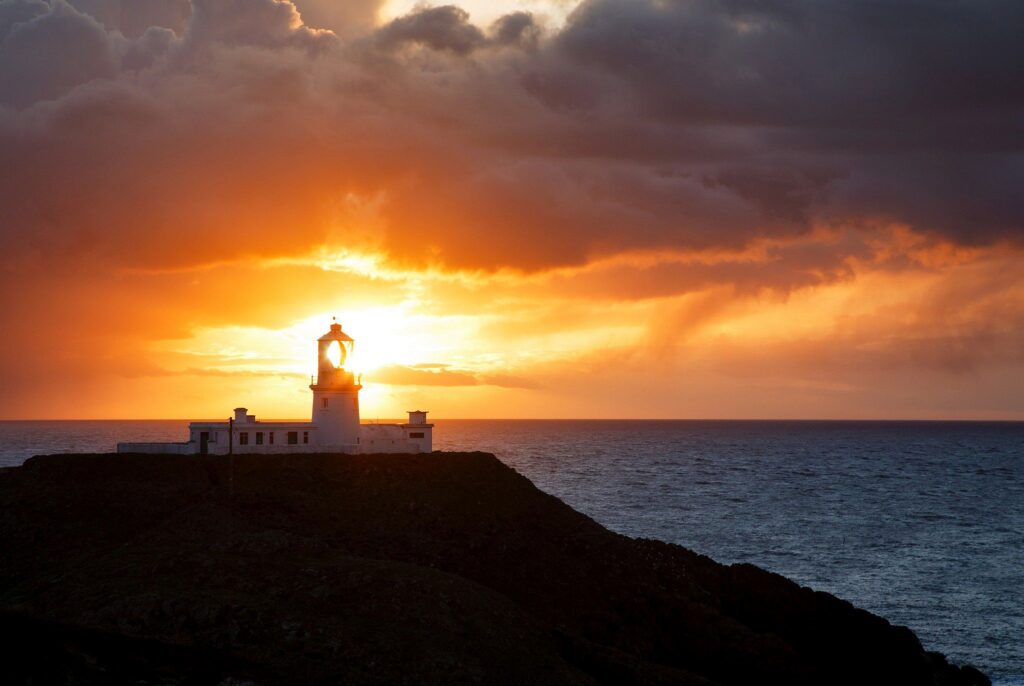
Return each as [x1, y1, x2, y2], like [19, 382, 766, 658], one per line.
[0, 452, 990, 685]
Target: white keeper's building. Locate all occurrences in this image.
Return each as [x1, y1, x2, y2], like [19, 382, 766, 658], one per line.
[117, 322, 433, 455]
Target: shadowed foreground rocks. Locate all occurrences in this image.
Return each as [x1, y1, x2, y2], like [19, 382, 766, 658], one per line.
[0, 452, 989, 685]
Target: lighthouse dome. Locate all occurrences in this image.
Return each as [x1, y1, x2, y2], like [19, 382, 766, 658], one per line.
[318, 322, 354, 343]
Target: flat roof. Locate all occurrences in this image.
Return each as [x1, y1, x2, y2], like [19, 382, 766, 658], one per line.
[189, 421, 317, 429]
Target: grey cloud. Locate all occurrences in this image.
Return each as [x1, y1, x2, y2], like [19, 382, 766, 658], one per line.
[557, 0, 1024, 129]
[184, 0, 329, 48]
[0, 0, 116, 107]
[373, 6, 540, 55]
[362, 0, 1024, 266]
[490, 11, 539, 48]
[0, 0, 47, 37]
[703, 167, 837, 225]
[116, 24, 177, 70]
[291, 0, 381, 36]
[0, 0, 182, 108]
[545, 0, 1024, 243]
[0, 0, 1022, 279]
[375, 5, 485, 55]
[67, 0, 190, 38]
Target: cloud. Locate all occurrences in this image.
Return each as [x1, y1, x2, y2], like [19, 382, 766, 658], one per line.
[375, 5, 485, 55]
[478, 372, 541, 390]
[291, 0, 381, 36]
[1, 0, 1023, 418]
[3, 0, 1022, 275]
[490, 11, 539, 48]
[67, 0, 190, 38]
[371, 365, 479, 386]
[184, 0, 329, 47]
[181, 367, 307, 379]
[370, 365, 539, 389]
[548, 0, 1024, 244]
[0, 0, 116, 107]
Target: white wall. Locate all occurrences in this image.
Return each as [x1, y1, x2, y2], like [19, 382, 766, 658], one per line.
[360, 423, 431, 453]
[311, 388, 361, 446]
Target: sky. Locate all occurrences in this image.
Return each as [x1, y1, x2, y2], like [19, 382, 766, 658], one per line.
[1, 0, 1023, 420]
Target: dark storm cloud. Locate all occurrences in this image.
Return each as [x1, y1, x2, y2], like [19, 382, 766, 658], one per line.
[375, 7, 539, 56]
[544, 0, 1024, 242]
[0, 0, 116, 108]
[556, 0, 1024, 129]
[0, 0, 1022, 275]
[490, 11, 539, 48]
[376, 5, 486, 55]
[67, 0, 191, 37]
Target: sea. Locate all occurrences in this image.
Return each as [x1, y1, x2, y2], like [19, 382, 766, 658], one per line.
[0, 419, 1021, 684]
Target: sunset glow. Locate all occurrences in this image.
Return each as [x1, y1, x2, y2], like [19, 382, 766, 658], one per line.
[1, 0, 1022, 420]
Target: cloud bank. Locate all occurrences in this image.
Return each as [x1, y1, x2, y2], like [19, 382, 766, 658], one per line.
[1, 0, 1022, 418]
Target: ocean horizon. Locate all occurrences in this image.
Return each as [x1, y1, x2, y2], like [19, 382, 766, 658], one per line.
[1, 419, 1021, 684]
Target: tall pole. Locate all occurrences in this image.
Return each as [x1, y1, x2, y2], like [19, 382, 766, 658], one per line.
[228, 417, 234, 499]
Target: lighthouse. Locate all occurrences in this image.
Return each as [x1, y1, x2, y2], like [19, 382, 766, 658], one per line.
[311, 321, 362, 449]
[116, 320, 432, 455]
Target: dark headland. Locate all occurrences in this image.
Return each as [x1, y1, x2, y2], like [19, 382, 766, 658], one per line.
[0, 452, 989, 686]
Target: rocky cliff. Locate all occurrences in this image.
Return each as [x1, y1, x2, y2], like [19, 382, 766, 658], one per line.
[0, 452, 989, 685]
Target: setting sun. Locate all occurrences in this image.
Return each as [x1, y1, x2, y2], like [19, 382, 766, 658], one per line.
[325, 340, 343, 368]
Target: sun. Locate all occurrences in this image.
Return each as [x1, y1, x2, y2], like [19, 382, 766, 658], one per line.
[287, 307, 447, 377]
[326, 340, 343, 368]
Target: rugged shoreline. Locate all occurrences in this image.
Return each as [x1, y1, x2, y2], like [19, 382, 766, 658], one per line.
[0, 452, 990, 685]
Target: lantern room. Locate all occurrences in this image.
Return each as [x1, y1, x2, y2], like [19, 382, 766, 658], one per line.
[316, 320, 356, 383]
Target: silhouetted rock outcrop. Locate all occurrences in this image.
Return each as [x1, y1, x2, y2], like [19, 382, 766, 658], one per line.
[0, 452, 989, 685]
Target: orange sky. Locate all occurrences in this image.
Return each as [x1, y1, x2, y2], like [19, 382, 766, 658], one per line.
[1, 0, 1023, 419]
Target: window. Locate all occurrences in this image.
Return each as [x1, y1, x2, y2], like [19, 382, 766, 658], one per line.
[256, 432, 263, 445]
[239, 432, 249, 445]
[322, 398, 328, 408]
[303, 431, 309, 444]
[269, 432, 274, 445]
[287, 431, 298, 445]
[410, 432, 425, 438]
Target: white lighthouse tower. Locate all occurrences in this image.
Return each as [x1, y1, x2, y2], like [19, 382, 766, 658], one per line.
[310, 320, 362, 450]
